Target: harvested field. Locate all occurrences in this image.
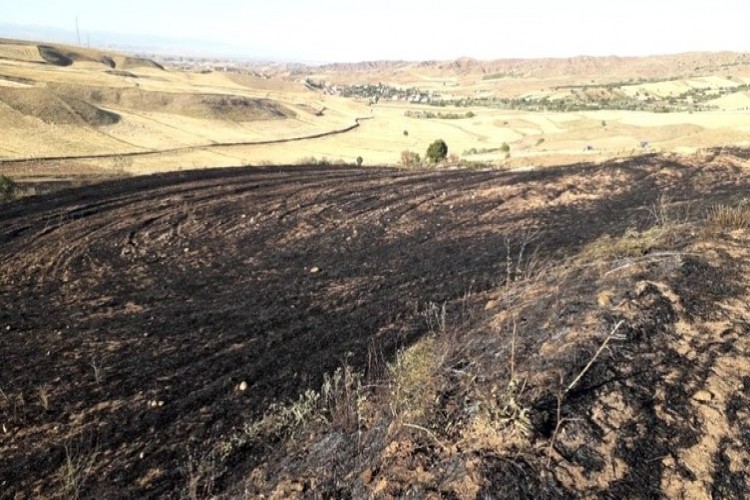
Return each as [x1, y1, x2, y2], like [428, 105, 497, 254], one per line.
[4, 151, 750, 497]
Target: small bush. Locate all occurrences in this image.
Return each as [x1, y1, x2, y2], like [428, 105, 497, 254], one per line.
[356, 156, 363, 167]
[401, 150, 421, 168]
[112, 156, 133, 173]
[0, 175, 17, 201]
[234, 389, 322, 450]
[297, 156, 332, 166]
[296, 156, 319, 165]
[321, 364, 365, 432]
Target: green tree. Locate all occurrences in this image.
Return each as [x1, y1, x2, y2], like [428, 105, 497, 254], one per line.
[356, 156, 363, 167]
[500, 142, 511, 154]
[403, 130, 409, 137]
[426, 139, 449, 164]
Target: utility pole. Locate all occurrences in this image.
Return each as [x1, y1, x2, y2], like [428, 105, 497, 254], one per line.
[87, 32, 90, 48]
[76, 17, 81, 45]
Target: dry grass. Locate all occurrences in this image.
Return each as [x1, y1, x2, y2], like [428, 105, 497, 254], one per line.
[37, 384, 51, 411]
[90, 359, 104, 385]
[60, 442, 97, 500]
[321, 364, 366, 433]
[706, 201, 750, 231]
[577, 227, 672, 261]
[216, 364, 368, 467]
[5, 39, 750, 175]
[388, 337, 444, 424]
[182, 450, 217, 500]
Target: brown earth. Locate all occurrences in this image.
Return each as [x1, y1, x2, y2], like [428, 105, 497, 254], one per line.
[3, 151, 750, 497]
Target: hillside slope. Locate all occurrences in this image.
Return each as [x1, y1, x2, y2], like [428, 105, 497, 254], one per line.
[3, 150, 750, 497]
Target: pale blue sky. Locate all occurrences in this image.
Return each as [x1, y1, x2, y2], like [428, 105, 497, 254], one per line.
[2, 1, 750, 62]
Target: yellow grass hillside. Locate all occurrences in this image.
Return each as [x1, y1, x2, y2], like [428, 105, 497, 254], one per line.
[2, 39, 750, 179]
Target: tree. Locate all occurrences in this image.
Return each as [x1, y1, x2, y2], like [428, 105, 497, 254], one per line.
[426, 139, 448, 164]
[500, 142, 510, 154]
[403, 130, 409, 137]
[356, 156, 363, 167]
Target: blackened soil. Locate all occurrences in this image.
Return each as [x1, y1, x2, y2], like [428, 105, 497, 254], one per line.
[2, 156, 750, 497]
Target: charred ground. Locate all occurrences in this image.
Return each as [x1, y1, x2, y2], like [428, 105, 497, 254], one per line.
[3, 151, 750, 497]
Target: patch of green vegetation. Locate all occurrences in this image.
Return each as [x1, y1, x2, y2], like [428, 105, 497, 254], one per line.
[0, 175, 17, 201]
[551, 76, 681, 91]
[463, 143, 509, 156]
[405, 110, 475, 119]
[426, 139, 449, 164]
[482, 72, 515, 81]
[389, 336, 443, 423]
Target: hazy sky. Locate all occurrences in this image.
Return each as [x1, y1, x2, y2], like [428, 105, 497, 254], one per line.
[3, 1, 750, 62]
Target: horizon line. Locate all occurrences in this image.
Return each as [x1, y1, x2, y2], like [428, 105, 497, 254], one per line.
[2, 22, 749, 67]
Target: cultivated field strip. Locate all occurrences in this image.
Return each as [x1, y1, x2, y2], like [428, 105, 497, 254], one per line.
[2, 159, 750, 496]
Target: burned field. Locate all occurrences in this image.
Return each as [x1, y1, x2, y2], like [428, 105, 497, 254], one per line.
[3, 153, 750, 497]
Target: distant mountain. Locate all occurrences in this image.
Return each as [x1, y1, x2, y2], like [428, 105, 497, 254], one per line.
[3, 23, 749, 81]
[305, 52, 750, 82]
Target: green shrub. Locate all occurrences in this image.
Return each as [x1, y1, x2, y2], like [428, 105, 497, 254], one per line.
[0, 175, 17, 201]
[426, 139, 448, 164]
